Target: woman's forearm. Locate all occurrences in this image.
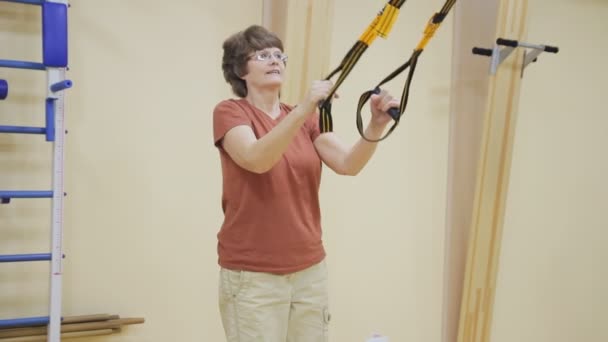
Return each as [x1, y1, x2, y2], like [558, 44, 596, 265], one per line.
[245, 105, 312, 173]
[342, 123, 387, 175]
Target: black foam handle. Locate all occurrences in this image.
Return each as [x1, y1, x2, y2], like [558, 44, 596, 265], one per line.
[387, 107, 400, 120]
[544, 45, 559, 53]
[496, 38, 518, 47]
[472, 47, 493, 56]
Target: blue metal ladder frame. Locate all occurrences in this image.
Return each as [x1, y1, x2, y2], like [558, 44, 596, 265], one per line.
[0, 1, 71, 341]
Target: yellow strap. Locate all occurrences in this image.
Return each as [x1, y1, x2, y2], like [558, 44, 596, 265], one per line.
[376, 4, 399, 38]
[415, 17, 442, 50]
[358, 4, 400, 45]
[359, 16, 380, 45]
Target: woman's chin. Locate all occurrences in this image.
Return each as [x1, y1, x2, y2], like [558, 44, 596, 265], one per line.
[262, 82, 283, 91]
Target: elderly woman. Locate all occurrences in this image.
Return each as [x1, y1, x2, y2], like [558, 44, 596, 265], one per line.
[213, 25, 398, 341]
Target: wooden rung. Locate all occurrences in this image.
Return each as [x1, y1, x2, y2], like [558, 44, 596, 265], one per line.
[0, 329, 115, 341]
[61, 314, 119, 324]
[0, 317, 143, 339]
[0, 313, 119, 338]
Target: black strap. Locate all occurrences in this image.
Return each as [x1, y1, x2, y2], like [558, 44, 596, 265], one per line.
[319, 0, 409, 133]
[356, 0, 458, 142]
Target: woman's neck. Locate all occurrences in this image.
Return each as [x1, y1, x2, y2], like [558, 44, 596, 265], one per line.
[245, 89, 281, 118]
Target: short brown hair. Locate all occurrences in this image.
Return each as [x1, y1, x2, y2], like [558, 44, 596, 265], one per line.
[222, 25, 284, 98]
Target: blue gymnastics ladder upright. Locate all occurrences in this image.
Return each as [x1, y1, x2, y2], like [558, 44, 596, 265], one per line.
[0, 1, 71, 341]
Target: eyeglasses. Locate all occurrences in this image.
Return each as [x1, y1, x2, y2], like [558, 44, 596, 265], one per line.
[250, 50, 288, 63]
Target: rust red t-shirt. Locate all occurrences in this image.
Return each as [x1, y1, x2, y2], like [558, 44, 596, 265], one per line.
[213, 98, 324, 274]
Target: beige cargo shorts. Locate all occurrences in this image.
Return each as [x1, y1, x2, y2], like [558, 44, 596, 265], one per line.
[219, 260, 330, 342]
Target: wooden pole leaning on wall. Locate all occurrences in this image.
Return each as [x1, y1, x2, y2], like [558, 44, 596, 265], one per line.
[442, 1, 501, 341]
[446, 0, 558, 340]
[455, 0, 530, 341]
[262, 0, 335, 105]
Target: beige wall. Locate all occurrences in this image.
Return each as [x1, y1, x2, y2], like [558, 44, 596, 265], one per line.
[322, 1, 451, 341]
[492, 1, 607, 341]
[0, 1, 604, 342]
[1, 1, 263, 341]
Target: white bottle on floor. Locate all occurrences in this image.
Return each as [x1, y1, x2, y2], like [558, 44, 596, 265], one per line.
[366, 333, 389, 342]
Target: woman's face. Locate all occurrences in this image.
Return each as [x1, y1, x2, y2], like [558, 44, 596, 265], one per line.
[241, 47, 287, 93]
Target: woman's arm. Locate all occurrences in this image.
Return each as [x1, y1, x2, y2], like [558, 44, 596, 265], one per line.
[222, 81, 333, 174]
[314, 90, 398, 176]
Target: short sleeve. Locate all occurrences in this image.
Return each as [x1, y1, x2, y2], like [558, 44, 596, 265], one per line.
[213, 100, 251, 148]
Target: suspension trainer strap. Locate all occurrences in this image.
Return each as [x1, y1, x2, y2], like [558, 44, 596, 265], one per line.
[356, 0, 458, 142]
[319, 0, 408, 133]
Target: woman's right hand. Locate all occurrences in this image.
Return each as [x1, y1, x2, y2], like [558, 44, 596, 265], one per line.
[302, 80, 335, 116]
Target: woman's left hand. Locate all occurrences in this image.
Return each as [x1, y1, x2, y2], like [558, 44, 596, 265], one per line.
[370, 89, 399, 128]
